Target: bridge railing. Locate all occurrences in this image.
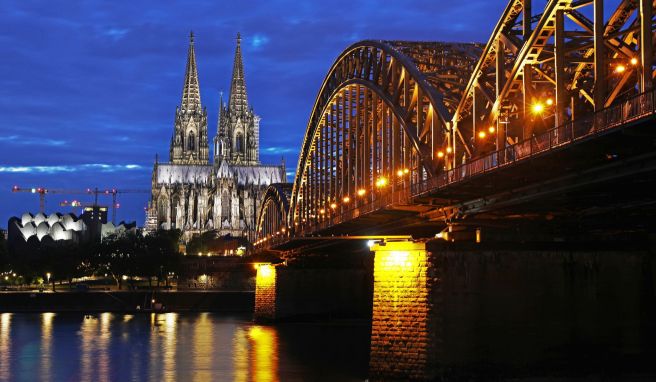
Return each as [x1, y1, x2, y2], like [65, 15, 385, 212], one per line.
[412, 89, 656, 197]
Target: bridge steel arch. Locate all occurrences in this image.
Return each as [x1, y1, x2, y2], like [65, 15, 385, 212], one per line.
[289, 40, 481, 234]
[255, 183, 292, 243]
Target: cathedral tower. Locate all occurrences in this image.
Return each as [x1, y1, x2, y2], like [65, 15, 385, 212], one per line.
[170, 32, 210, 164]
[214, 33, 260, 165]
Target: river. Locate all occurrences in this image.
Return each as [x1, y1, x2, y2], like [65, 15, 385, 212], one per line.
[0, 312, 370, 381]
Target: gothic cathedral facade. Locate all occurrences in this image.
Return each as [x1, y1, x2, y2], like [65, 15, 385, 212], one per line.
[148, 33, 285, 241]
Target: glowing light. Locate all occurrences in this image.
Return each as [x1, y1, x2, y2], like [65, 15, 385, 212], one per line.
[397, 169, 404, 177]
[319, 208, 326, 214]
[330, 203, 337, 209]
[546, 98, 554, 106]
[437, 151, 444, 158]
[631, 57, 638, 65]
[388, 251, 411, 267]
[615, 64, 626, 74]
[257, 264, 273, 279]
[357, 189, 366, 196]
[375, 177, 388, 188]
[532, 102, 545, 114]
[367, 240, 376, 248]
[488, 126, 496, 134]
[343, 196, 350, 203]
[281, 227, 286, 232]
[478, 131, 487, 139]
[446, 147, 452, 154]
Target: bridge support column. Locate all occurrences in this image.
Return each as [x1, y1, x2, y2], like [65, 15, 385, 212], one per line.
[254, 263, 277, 322]
[369, 240, 437, 381]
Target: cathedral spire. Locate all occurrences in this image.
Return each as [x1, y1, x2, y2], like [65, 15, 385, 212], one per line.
[228, 32, 248, 114]
[181, 31, 201, 111]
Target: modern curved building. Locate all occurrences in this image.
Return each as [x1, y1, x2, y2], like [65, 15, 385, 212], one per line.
[7, 209, 137, 252]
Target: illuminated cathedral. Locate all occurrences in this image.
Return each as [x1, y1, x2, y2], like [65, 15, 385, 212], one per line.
[147, 33, 285, 241]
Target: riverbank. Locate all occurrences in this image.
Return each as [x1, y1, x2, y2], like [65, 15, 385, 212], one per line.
[0, 290, 254, 313]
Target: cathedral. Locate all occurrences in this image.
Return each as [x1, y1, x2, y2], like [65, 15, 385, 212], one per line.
[147, 33, 285, 241]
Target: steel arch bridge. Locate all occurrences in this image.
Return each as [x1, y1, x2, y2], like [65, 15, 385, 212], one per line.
[256, 0, 656, 247]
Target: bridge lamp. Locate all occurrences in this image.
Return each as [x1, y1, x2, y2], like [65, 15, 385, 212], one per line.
[478, 131, 487, 139]
[397, 169, 404, 177]
[446, 147, 452, 154]
[330, 203, 337, 210]
[531, 102, 545, 114]
[546, 98, 554, 106]
[281, 227, 286, 233]
[46, 272, 51, 283]
[343, 196, 350, 203]
[320, 208, 326, 214]
[357, 189, 367, 197]
[375, 177, 388, 188]
[630, 57, 638, 66]
[437, 151, 445, 159]
[615, 64, 626, 74]
[488, 126, 496, 134]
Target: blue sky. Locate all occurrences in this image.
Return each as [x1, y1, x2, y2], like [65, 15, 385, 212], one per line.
[0, 0, 513, 226]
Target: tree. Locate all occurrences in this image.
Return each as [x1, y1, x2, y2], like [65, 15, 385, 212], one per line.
[97, 231, 144, 289]
[0, 231, 8, 273]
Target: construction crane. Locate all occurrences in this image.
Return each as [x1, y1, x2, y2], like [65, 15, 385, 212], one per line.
[11, 186, 88, 213]
[12, 186, 150, 224]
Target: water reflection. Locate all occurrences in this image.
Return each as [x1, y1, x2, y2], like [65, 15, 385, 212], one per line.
[0, 313, 11, 381]
[41, 313, 55, 381]
[0, 313, 367, 381]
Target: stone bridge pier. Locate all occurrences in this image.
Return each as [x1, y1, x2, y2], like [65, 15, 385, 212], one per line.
[254, 238, 656, 380]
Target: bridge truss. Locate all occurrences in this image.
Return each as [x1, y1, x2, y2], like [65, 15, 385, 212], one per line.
[256, 0, 656, 247]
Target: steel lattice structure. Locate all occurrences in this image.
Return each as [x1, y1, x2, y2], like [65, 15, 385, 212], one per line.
[256, 0, 655, 245]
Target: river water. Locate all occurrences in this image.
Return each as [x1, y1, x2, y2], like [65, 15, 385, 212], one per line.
[0, 312, 370, 381]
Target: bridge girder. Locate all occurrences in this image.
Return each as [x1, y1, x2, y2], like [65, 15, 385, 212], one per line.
[289, 40, 482, 235]
[255, 183, 292, 243]
[270, 0, 656, 248]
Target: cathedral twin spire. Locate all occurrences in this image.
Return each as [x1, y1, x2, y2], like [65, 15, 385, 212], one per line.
[181, 32, 201, 112]
[228, 33, 248, 114]
[170, 32, 259, 166]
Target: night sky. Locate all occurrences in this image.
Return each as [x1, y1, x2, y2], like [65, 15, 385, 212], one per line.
[0, 0, 513, 227]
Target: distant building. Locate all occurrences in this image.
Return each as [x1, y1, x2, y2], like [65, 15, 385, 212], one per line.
[148, 33, 285, 241]
[6, 211, 136, 252]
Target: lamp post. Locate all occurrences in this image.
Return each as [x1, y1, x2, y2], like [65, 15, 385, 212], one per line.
[46, 272, 53, 291]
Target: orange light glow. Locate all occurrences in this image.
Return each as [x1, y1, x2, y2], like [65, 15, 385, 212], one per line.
[397, 169, 404, 177]
[319, 208, 326, 214]
[615, 64, 626, 73]
[357, 189, 366, 196]
[403, 168, 409, 174]
[437, 151, 445, 158]
[488, 126, 495, 134]
[446, 147, 452, 154]
[375, 177, 388, 188]
[330, 203, 337, 209]
[546, 98, 554, 106]
[478, 131, 486, 139]
[630, 57, 638, 66]
[343, 196, 350, 203]
[532, 102, 545, 114]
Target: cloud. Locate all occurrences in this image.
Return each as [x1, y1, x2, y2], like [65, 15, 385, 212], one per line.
[0, 135, 67, 146]
[250, 34, 270, 49]
[102, 27, 130, 40]
[0, 164, 144, 174]
[262, 146, 297, 154]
